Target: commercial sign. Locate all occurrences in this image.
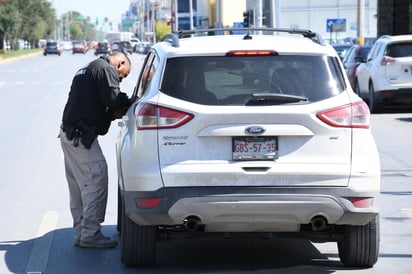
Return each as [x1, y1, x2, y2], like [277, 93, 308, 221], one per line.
[326, 18, 346, 32]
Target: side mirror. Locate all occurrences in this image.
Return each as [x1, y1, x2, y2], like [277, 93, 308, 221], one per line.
[354, 56, 365, 63]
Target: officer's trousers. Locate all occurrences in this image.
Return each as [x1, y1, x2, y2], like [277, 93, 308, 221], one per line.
[59, 129, 108, 242]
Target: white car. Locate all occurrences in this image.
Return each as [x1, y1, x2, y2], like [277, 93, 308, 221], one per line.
[116, 28, 381, 267]
[130, 38, 140, 52]
[355, 34, 412, 112]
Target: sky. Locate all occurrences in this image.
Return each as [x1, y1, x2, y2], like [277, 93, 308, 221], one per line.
[49, 0, 132, 29]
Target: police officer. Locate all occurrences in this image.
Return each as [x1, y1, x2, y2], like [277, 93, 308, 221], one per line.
[60, 51, 131, 248]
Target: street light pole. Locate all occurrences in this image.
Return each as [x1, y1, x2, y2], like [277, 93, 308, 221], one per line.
[357, 0, 365, 45]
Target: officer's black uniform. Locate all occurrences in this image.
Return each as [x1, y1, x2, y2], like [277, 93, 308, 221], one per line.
[60, 54, 131, 248]
[62, 55, 130, 144]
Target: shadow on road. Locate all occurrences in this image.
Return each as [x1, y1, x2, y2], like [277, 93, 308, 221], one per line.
[0, 225, 368, 274]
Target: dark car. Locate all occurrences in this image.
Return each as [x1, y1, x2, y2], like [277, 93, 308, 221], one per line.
[342, 44, 372, 90]
[332, 44, 352, 60]
[94, 41, 112, 55]
[72, 40, 88, 54]
[137, 42, 153, 54]
[43, 41, 62, 56]
[111, 41, 133, 55]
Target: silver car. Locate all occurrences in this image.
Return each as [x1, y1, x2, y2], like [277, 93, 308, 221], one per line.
[116, 28, 381, 267]
[355, 34, 412, 112]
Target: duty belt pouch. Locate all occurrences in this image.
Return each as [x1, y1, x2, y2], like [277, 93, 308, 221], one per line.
[64, 125, 76, 141]
[77, 121, 97, 150]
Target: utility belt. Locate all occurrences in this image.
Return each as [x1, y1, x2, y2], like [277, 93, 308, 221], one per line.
[61, 121, 97, 149]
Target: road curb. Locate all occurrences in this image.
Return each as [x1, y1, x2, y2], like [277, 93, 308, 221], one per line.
[0, 51, 43, 64]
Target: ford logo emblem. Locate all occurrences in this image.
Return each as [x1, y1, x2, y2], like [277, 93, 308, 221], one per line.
[245, 126, 266, 134]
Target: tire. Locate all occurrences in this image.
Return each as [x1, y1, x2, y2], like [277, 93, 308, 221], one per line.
[354, 80, 361, 97]
[337, 216, 380, 267]
[368, 82, 382, 113]
[121, 200, 157, 266]
[116, 185, 122, 233]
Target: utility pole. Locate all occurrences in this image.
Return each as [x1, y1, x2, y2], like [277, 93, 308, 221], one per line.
[189, 0, 194, 30]
[357, 0, 364, 44]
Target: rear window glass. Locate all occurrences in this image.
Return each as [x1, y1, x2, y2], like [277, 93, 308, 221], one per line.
[161, 55, 345, 106]
[386, 42, 412, 57]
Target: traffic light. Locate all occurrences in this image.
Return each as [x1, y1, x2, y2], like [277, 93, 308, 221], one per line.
[243, 11, 249, 27]
[243, 10, 254, 28]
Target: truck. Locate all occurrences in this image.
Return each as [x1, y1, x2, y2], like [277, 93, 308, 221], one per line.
[105, 32, 135, 44]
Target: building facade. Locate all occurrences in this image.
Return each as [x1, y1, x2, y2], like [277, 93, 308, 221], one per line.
[128, 0, 378, 42]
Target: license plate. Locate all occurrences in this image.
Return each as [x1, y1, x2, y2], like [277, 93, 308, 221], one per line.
[232, 137, 278, 160]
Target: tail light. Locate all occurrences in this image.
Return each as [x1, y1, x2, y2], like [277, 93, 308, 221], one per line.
[348, 197, 373, 208]
[136, 198, 162, 209]
[316, 101, 370, 129]
[226, 50, 278, 56]
[134, 103, 194, 130]
[381, 56, 396, 66]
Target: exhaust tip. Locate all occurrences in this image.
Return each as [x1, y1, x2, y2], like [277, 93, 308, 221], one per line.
[184, 216, 202, 232]
[310, 215, 328, 232]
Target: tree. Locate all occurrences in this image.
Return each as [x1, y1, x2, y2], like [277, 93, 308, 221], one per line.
[0, 1, 21, 50]
[64, 11, 96, 41]
[16, 0, 56, 48]
[0, 0, 56, 50]
[155, 21, 171, 42]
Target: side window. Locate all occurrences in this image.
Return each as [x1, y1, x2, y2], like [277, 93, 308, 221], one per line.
[131, 52, 158, 100]
[368, 42, 382, 61]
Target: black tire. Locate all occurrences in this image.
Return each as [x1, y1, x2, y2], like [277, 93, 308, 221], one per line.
[116, 186, 122, 233]
[337, 216, 380, 267]
[354, 80, 361, 97]
[368, 82, 382, 113]
[121, 201, 157, 266]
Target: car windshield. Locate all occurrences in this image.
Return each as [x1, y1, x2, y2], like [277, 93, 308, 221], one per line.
[161, 55, 345, 105]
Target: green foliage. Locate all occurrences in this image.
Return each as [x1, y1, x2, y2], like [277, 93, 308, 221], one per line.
[70, 23, 83, 40]
[155, 21, 171, 42]
[0, 0, 56, 49]
[63, 11, 96, 41]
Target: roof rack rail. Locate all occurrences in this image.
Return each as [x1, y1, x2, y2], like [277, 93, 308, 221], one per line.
[161, 33, 180, 47]
[171, 27, 325, 45]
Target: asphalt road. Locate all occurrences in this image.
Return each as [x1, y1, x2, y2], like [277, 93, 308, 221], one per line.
[0, 51, 411, 274]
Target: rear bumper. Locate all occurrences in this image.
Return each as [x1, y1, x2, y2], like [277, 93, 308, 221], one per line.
[375, 88, 412, 106]
[123, 186, 379, 232]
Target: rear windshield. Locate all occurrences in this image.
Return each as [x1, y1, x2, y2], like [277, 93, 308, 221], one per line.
[161, 55, 345, 106]
[386, 42, 412, 58]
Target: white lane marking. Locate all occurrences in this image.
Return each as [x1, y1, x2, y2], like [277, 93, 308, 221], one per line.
[25, 211, 59, 274]
[401, 208, 412, 218]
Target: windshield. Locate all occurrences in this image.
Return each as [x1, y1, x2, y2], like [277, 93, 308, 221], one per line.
[161, 55, 346, 106]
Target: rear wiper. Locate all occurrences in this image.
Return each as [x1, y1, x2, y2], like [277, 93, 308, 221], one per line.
[248, 93, 308, 105]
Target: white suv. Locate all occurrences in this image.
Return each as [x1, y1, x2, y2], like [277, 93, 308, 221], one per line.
[116, 28, 381, 267]
[355, 34, 412, 112]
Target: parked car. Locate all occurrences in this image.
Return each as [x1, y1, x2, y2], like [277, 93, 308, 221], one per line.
[130, 38, 140, 52]
[136, 41, 153, 54]
[43, 41, 62, 56]
[116, 28, 381, 267]
[355, 34, 412, 112]
[60, 41, 73, 51]
[94, 41, 112, 55]
[111, 41, 133, 55]
[72, 40, 88, 54]
[342, 44, 372, 90]
[332, 44, 352, 60]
